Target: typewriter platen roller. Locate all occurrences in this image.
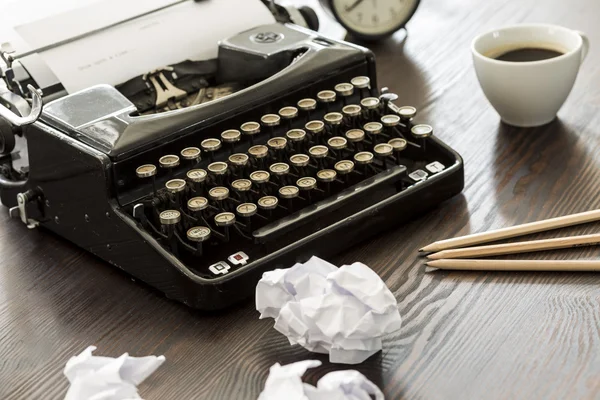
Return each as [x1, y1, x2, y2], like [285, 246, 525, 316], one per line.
[0, 21, 464, 309]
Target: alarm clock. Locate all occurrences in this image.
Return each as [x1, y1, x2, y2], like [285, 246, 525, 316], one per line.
[318, 0, 421, 41]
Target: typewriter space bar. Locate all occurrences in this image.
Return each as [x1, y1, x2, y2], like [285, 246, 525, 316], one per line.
[253, 165, 407, 244]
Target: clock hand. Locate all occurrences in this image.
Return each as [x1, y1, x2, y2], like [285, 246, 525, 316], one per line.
[345, 0, 365, 12]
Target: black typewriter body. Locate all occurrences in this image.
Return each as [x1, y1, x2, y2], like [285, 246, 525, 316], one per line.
[0, 24, 464, 309]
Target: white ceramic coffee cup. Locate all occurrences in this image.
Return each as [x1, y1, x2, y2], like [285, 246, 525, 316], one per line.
[472, 24, 589, 127]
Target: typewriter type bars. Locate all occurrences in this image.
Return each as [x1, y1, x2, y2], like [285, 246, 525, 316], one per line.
[130, 76, 445, 278]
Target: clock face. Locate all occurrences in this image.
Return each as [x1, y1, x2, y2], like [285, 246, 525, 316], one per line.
[331, 0, 419, 37]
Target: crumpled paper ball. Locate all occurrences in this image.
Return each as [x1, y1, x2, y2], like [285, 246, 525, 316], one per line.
[258, 360, 384, 400]
[63, 346, 165, 400]
[256, 256, 402, 364]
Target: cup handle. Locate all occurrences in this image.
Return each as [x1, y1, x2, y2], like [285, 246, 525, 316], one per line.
[576, 31, 589, 63]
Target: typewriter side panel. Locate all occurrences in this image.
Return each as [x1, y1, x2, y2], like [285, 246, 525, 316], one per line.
[17, 123, 244, 308]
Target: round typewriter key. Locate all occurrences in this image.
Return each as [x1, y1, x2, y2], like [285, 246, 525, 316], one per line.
[269, 162, 290, 176]
[241, 121, 261, 144]
[214, 212, 236, 227]
[374, 143, 394, 157]
[305, 120, 325, 136]
[361, 97, 380, 110]
[351, 76, 370, 89]
[181, 147, 201, 162]
[290, 154, 310, 168]
[364, 122, 383, 140]
[136, 164, 157, 178]
[317, 90, 336, 103]
[345, 129, 365, 143]
[335, 82, 354, 98]
[354, 151, 374, 165]
[136, 164, 158, 196]
[342, 104, 362, 118]
[165, 178, 186, 194]
[335, 160, 355, 175]
[188, 196, 209, 212]
[201, 138, 222, 152]
[389, 138, 407, 151]
[327, 136, 347, 150]
[236, 203, 258, 217]
[221, 129, 241, 143]
[248, 145, 269, 159]
[208, 161, 228, 176]
[297, 98, 317, 114]
[231, 179, 252, 192]
[297, 177, 317, 190]
[159, 210, 181, 225]
[286, 129, 306, 143]
[279, 185, 299, 199]
[187, 226, 211, 242]
[258, 196, 279, 210]
[324, 112, 343, 126]
[411, 124, 433, 152]
[209, 186, 230, 201]
[379, 92, 399, 105]
[381, 114, 401, 127]
[229, 153, 249, 167]
[317, 169, 337, 182]
[279, 106, 298, 120]
[261, 114, 281, 137]
[159, 155, 180, 169]
[250, 170, 270, 184]
[397, 106, 417, 120]
[187, 168, 207, 183]
[267, 137, 288, 151]
[309, 145, 329, 159]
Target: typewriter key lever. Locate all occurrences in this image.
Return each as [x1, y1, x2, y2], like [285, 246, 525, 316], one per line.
[0, 84, 43, 127]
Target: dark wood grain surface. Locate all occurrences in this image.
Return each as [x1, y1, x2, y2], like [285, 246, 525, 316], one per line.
[2, 0, 600, 398]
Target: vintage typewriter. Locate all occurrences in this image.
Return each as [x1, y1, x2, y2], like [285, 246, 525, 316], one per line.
[0, 1, 463, 309]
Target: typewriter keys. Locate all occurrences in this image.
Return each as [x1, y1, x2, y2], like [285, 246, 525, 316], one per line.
[324, 112, 343, 127]
[236, 203, 258, 217]
[279, 185, 299, 199]
[388, 138, 407, 151]
[165, 179, 186, 194]
[136, 164, 158, 196]
[231, 179, 252, 192]
[286, 129, 306, 143]
[279, 106, 298, 120]
[351, 76, 371, 97]
[335, 83, 354, 103]
[248, 145, 269, 160]
[261, 114, 281, 137]
[241, 122, 261, 144]
[334, 160, 355, 175]
[250, 170, 270, 184]
[159, 155, 180, 170]
[317, 169, 337, 182]
[221, 129, 241, 143]
[342, 104, 362, 118]
[397, 106, 417, 120]
[258, 196, 279, 210]
[309, 145, 329, 159]
[361, 97, 380, 110]
[187, 226, 211, 242]
[346, 129, 365, 144]
[374, 144, 394, 168]
[187, 168, 207, 183]
[305, 120, 325, 141]
[159, 210, 181, 225]
[201, 139, 222, 161]
[208, 162, 228, 177]
[297, 98, 317, 120]
[290, 154, 310, 168]
[209, 186, 230, 201]
[411, 124, 433, 152]
[215, 212, 236, 227]
[327, 136, 347, 150]
[229, 153, 249, 167]
[297, 177, 317, 190]
[354, 151, 374, 165]
[269, 162, 290, 176]
[267, 137, 288, 151]
[181, 147, 201, 163]
[364, 122, 383, 138]
[317, 90, 336, 103]
[188, 196, 209, 212]
[381, 114, 401, 127]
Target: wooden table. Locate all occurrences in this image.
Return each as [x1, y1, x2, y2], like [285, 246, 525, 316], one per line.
[2, 0, 599, 398]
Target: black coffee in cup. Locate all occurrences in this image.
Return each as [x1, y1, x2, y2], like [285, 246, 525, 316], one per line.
[494, 47, 564, 62]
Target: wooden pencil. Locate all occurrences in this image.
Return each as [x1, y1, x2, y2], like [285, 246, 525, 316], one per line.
[419, 209, 600, 253]
[427, 233, 600, 260]
[427, 259, 600, 271]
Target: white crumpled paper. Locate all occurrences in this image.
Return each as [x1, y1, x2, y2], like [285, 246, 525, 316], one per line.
[63, 346, 165, 400]
[258, 360, 384, 400]
[256, 256, 402, 364]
